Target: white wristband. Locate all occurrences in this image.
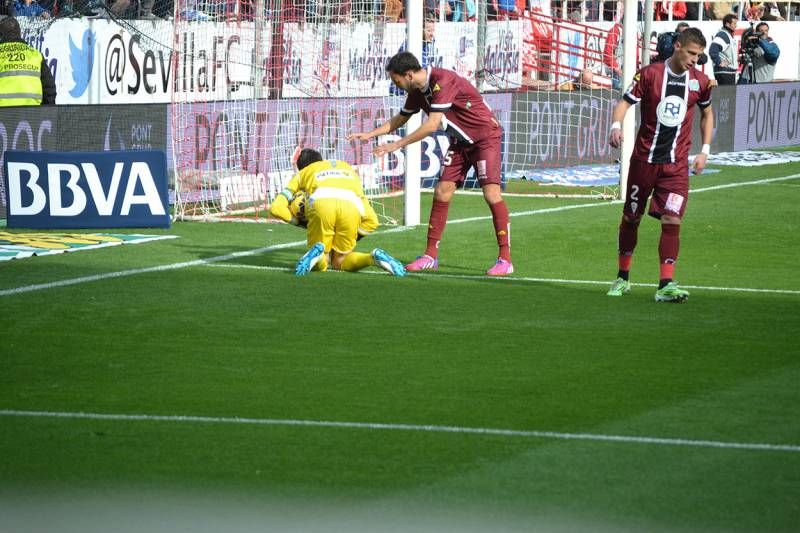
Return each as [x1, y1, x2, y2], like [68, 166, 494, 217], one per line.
[610, 121, 622, 131]
[701, 144, 711, 156]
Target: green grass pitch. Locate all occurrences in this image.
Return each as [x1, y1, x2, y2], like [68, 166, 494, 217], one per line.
[1, 158, 799, 532]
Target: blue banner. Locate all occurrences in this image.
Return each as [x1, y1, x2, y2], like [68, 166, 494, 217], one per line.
[3, 150, 170, 229]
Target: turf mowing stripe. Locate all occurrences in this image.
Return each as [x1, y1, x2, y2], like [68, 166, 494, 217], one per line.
[450, 173, 800, 225]
[2, 173, 798, 298]
[1, 409, 798, 453]
[205, 263, 800, 296]
[0, 241, 305, 297]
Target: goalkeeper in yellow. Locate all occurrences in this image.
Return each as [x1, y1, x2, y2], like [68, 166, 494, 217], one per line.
[270, 148, 406, 277]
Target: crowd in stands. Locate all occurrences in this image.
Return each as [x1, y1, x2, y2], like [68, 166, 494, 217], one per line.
[1, 0, 797, 22]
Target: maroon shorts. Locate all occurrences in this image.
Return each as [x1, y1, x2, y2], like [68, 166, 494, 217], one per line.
[625, 158, 690, 219]
[439, 134, 503, 187]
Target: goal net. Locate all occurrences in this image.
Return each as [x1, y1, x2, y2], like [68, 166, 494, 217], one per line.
[169, 1, 410, 224]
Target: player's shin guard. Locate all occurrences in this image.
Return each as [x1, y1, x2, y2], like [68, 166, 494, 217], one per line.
[424, 200, 450, 258]
[659, 223, 681, 280]
[340, 252, 373, 272]
[489, 201, 511, 261]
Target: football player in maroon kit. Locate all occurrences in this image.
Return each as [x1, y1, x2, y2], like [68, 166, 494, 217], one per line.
[607, 28, 714, 303]
[347, 52, 513, 276]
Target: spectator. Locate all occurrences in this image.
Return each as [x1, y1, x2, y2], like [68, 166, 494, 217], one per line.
[389, 17, 438, 95]
[425, 0, 451, 19]
[490, 0, 525, 19]
[384, 0, 402, 21]
[603, 20, 623, 89]
[448, 0, 477, 21]
[656, 0, 687, 20]
[759, 1, 786, 20]
[710, 1, 733, 19]
[709, 13, 738, 85]
[739, 21, 780, 83]
[0, 17, 56, 106]
[0, 0, 16, 16]
[654, 22, 708, 65]
[13, 0, 50, 17]
[557, 67, 605, 89]
[745, 2, 765, 20]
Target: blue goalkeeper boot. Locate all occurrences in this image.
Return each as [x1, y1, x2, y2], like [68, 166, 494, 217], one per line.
[372, 248, 406, 277]
[295, 242, 325, 276]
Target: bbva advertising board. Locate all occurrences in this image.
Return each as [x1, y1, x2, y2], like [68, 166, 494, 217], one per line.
[3, 150, 169, 229]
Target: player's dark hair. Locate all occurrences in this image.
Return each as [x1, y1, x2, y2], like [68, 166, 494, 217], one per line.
[756, 22, 769, 33]
[386, 52, 422, 75]
[0, 16, 21, 42]
[675, 22, 689, 32]
[722, 13, 737, 27]
[296, 148, 323, 171]
[676, 27, 706, 48]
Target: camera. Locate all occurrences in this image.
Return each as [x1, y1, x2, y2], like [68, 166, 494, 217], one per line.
[739, 26, 764, 65]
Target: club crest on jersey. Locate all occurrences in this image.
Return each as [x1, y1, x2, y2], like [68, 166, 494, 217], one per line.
[433, 83, 441, 92]
[688, 79, 700, 91]
[656, 95, 687, 128]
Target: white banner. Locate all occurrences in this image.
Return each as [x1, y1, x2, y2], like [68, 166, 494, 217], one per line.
[18, 18, 800, 105]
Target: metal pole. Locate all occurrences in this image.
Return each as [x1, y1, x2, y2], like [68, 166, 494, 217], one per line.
[619, 0, 638, 201]
[404, 0, 423, 226]
[642, 0, 654, 67]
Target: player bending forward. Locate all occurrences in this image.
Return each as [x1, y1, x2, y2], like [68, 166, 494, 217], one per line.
[349, 52, 513, 276]
[607, 28, 714, 303]
[270, 148, 406, 277]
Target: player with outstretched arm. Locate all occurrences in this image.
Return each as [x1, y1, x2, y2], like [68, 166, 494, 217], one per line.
[607, 28, 714, 303]
[348, 52, 513, 276]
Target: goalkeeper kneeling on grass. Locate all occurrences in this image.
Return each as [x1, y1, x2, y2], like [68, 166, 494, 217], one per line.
[269, 148, 406, 278]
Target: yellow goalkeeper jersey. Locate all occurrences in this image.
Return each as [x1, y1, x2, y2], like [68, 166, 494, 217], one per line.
[270, 159, 379, 236]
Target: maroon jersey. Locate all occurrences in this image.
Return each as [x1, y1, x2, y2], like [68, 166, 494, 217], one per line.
[623, 62, 712, 164]
[399, 66, 502, 145]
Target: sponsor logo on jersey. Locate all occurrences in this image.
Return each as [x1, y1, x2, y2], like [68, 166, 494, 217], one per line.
[656, 95, 687, 128]
[688, 79, 700, 91]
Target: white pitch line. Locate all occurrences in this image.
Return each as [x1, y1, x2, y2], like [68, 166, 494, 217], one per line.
[0, 409, 797, 453]
[2, 173, 798, 298]
[206, 263, 800, 296]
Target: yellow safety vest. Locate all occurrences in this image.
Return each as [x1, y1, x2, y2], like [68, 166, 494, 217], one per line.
[0, 42, 44, 107]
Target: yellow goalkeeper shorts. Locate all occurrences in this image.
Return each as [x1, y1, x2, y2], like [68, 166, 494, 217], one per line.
[306, 197, 361, 254]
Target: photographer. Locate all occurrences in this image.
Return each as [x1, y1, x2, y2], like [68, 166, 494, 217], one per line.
[655, 22, 709, 66]
[739, 22, 780, 83]
[709, 13, 739, 85]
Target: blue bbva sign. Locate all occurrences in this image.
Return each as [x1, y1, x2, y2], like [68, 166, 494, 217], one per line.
[3, 150, 170, 229]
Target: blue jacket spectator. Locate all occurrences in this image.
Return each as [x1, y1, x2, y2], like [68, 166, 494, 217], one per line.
[389, 19, 439, 95]
[14, 0, 50, 17]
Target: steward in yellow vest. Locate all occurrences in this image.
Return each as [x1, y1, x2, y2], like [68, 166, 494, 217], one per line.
[0, 17, 56, 106]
